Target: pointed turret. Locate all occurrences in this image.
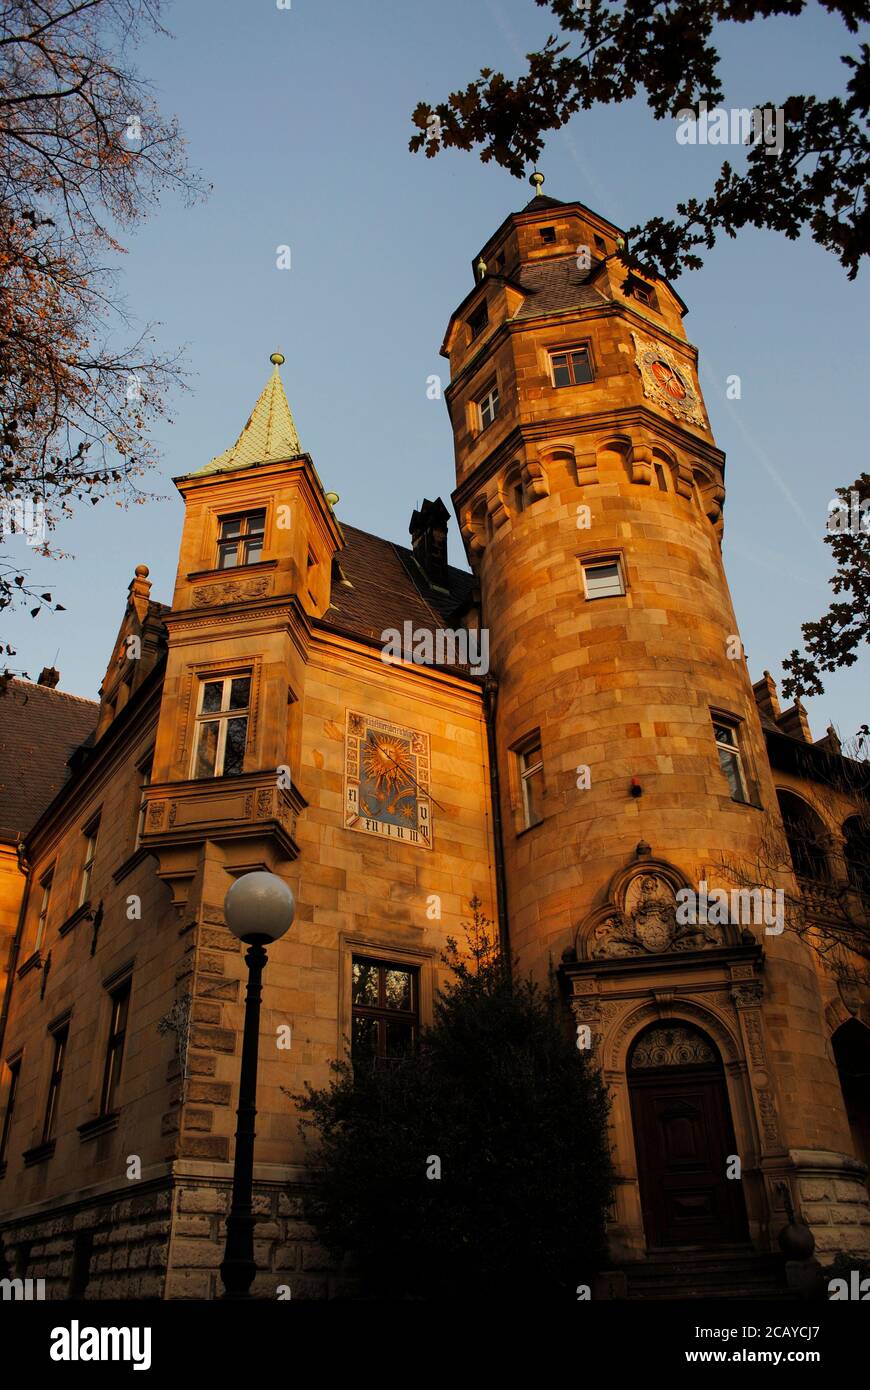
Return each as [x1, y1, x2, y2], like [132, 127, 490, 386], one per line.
[196, 352, 302, 475]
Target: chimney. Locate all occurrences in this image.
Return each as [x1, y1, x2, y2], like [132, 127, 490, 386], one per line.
[37, 666, 60, 689]
[409, 498, 450, 590]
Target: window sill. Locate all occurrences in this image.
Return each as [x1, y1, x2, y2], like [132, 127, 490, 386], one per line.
[77, 1113, 119, 1143]
[516, 818, 544, 838]
[58, 902, 91, 938]
[187, 559, 277, 582]
[112, 846, 154, 885]
[17, 951, 42, 980]
[22, 1140, 55, 1168]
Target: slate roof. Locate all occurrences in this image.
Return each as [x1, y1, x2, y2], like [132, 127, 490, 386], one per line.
[513, 253, 609, 319]
[195, 361, 302, 476]
[0, 680, 99, 842]
[320, 524, 476, 661]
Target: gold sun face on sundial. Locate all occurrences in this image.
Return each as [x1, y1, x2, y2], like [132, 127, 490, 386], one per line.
[344, 713, 432, 848]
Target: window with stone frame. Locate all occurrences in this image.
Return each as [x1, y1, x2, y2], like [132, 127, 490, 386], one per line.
[351, 958, 419, 1068]
[0, 1058, 21, 1167]
[77, 815, 100, 908]
[514, 732, 545, 830]
[216, 509, 266, 569]
[42, 1024, 68, 1144]
[100, 979, 131, 1115]
[549, 344, 594, 388]
[34, 870, 53, 952]
[712, 715, 750, 805]
[476, 381, 500, 432]
[191, 673, 252, 778]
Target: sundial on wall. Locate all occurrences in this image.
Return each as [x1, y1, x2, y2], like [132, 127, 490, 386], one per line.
[344, 711, 432, 848]
[631, 332, 705, 427]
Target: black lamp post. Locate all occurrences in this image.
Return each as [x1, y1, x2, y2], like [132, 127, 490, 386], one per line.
[220, 870, 296, 1299]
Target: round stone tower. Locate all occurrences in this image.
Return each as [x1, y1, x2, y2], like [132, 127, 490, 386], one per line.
[441, 186, 870, 1264]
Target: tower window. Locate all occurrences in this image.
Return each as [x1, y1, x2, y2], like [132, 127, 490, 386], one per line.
[477, 383, 500, 432]
[192, 673, 251, 778]
[550, 346, 594, 387]
[539, 226, 556, 243]
[594, 235, 607, 254]
[217, 509, 266, 569]
[654, 462, 668, 491]
[516, 735, 544, 830]
[351, 958, 418, 1068]
[100, 979, 131, 1115]
[468, 302, 489, 341]
[712, 716, 749, 804]
[581, 557, 625, 600]
[627, 278, 659, 311]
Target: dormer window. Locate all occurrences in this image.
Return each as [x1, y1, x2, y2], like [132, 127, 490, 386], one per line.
[217, 510, 265, 569]
[627, 278, 659, 311]
[539, 227, 556, 244]
[468, 302, 489, 341]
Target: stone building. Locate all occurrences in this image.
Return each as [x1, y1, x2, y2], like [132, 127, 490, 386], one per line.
[0, 188, 868, 1299]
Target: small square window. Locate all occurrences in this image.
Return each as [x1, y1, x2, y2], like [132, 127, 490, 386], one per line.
[581, 558, 625, 600]
[468, 302, 489, 341]
[628, 279, 658, 310]
[594, 235, 607, 254]
[217, 510, 265, 570]
[477, 383, 500, 431]
[550, 346, 594, 388]
[539, 227, 556, 244]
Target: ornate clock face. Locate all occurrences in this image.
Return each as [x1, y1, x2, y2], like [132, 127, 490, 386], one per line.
[344, 711, 432, 848]
[632, 333, 705, 426]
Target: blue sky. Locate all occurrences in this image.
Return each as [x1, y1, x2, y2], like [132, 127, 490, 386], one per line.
[5, 0, 868, 740]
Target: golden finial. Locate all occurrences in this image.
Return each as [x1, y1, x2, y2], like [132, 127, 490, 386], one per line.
[529, 170, 545, 196]
[475, 255, 487, 281]
[325, 492, 340, 507]
[270, 350, 285, 366]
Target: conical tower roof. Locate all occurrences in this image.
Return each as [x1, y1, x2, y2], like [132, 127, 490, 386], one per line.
[197, 352, 301, 475]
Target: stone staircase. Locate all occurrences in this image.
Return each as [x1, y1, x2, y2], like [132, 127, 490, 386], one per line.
[616, 1249, 804, 1300]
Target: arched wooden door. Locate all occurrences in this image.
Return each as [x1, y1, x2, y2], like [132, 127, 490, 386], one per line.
[628, 1023, 749, 1249]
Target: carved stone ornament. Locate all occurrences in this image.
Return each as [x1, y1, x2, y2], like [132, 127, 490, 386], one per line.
[589, 870, 725, 960]
[630, 1024, 717, 1069]
[191, 577, 271, 608]
[631, 332, 705, 427]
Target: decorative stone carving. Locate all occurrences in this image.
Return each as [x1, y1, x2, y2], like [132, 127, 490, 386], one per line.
[589, 871, 725, 959]
[256, 788, 272, 819]
[630, 1024, 717, 1069]
[631, 332, 705, 427]
[191, 577, 270, 607]
[756, 1087, 782, 1146]
[731, 981, 764, 1008]
[147, 801, 166, 831]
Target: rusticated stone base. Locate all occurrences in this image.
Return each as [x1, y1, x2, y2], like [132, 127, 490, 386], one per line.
[791, 1149, 870, 1260]
[0, 1181, 172, 1299]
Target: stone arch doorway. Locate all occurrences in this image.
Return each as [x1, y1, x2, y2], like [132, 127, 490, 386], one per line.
[628, 1021, 749, 1250]
[832, 1019, 870, 1192]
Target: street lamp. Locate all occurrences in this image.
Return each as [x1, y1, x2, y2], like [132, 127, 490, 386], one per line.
[220, 870, 296, 1299]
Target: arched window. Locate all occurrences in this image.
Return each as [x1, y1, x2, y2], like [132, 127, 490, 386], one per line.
[843, 815, 870, 898]
[776, 790, 830, 882]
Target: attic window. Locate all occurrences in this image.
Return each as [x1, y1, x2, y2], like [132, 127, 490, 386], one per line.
[594, 235, 607, 254]
[539, 227, 556, 244]
[468, 302, 489, 341]
[628, 278, 659, 311]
